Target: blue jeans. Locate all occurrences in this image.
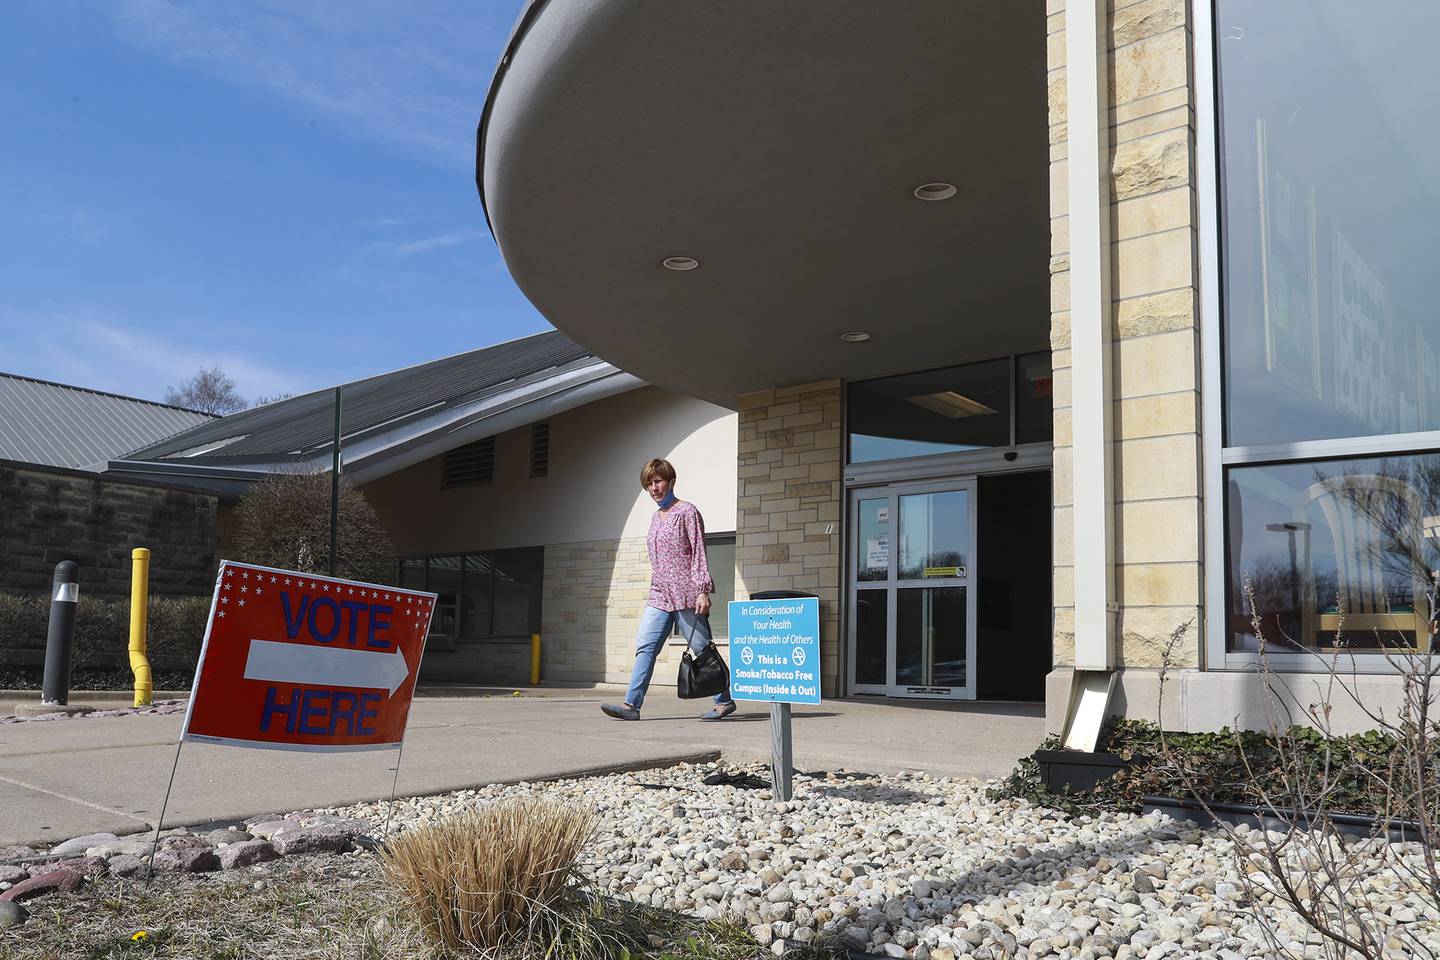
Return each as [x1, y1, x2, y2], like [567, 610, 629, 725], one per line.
[625, 606, 733, 710]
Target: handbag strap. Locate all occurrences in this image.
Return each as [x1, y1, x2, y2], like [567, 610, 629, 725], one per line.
[676, 611, 709, 654]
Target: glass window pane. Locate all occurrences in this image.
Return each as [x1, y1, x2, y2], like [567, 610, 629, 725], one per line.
[1219, 1, 1440, 445]
[461, 555, 493, 639]
[1226, 454, 1439, 654]
[707, 536, 736, 639]
[854, 589, 888, 685]
[427, 556, 462, 638]
[492, 548, 544, 636]
[848, 359, 1011, 463]
[856, 498, 891, 582]
[398, 558, 425, 591]
[897, 587, 967, 688]
[899, 491, 969, 580]
[1015, 352, 1053, 443]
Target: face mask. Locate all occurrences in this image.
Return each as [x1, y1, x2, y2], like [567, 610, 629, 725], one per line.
[656, 488, 677, 510]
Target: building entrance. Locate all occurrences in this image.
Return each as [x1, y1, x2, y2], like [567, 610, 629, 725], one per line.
[848, 479, 978, 699]
[846, 470, 1051, 701]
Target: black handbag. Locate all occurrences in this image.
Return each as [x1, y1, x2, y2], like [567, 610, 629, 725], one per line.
[676, 617, 729, 699]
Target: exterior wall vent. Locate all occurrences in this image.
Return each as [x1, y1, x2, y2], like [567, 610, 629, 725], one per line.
[529, 421, 550, 478]
[442, 436, 495, 488]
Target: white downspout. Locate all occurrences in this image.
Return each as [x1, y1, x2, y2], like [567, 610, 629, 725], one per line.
[1066, 0, 1116, 678]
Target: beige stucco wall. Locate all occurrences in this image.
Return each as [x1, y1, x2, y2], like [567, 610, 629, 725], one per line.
[360, 385, 738, 687]
[363, 385, 737, 555]
[1048, 0, 1204, 678]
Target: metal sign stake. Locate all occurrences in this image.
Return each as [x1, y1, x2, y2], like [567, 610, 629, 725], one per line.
[770, 702, 793, 800]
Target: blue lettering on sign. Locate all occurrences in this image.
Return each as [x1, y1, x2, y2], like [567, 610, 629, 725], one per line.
[280, 593, 309, 639]
[259, 686, 298, 734]
[277, 591, 393, 649]
[258, 686, 385, 738]
[367, 605, 393, 649]
[308, 596, 341, 643]
[329, 691, 358, 734]
[357, 693, 381, 735]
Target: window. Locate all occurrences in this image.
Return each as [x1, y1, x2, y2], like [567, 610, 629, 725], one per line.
[399, 547, 544, 643]
[529, 421, 550, 478]
[1226, 455, 1438, 655]
[847, 354, 1051, 464]
[1214, 1, 1440, 658]
[669, 534, 737, 642]
[442, 437, 495, 488]
[1218, 1, 1440, 446]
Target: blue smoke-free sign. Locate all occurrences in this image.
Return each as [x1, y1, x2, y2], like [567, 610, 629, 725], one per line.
[727, 597, 821, 704]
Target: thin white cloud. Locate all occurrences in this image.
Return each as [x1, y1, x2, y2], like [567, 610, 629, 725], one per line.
[1, 305, 303, 403]
[394, 228, 487, 256]
[110, 0, 510, 168]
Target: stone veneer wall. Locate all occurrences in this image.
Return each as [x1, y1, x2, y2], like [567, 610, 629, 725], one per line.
[541, 536, 651, 685]
[0, 460, 218, 600]
[734, 382, 843, 695]
[538, 535, 733, 691]
[1048, 0, 1203, 671]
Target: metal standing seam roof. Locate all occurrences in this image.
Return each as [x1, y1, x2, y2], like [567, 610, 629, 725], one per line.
[125, 330, 595, 464]
[0, 373, 216, 470]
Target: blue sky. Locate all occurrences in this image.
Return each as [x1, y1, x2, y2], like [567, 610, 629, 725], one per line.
[0, 0, 548, 405]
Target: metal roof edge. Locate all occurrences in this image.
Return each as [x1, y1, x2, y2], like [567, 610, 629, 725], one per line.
[0, 371, 219, 418]
[343, 367, 645, 485]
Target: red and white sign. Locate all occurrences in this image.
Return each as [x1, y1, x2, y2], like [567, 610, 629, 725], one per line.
[181, 561, 436, 752]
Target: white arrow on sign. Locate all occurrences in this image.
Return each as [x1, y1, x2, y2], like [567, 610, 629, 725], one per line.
[243, 639, 411, 695]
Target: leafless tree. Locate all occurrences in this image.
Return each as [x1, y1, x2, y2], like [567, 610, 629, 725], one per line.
[164, 365, 247, 415]
[228, 470, 396, 584]
[1156, 585, 1440, 959]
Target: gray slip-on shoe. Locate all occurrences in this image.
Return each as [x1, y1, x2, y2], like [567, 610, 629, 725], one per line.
[700, 702, 737, 721]
[601, 703, 640, 720]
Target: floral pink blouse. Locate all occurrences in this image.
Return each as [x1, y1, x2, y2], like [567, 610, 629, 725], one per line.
[646, 501, 714, 612]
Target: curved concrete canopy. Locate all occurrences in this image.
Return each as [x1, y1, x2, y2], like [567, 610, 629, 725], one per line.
[481, 1, 1049, 407]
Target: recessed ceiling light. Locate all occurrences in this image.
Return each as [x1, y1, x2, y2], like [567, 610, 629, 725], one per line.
[662, 257, 698, 271]
[913, 182, 957, 201]
[839, 331, 871, 343]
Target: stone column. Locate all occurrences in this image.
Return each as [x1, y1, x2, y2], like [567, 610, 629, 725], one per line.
[735, 381, 843, 696]
[1048, 0, 1203, 728]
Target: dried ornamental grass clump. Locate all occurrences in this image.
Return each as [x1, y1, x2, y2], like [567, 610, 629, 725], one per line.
[379, 796, 598, 957]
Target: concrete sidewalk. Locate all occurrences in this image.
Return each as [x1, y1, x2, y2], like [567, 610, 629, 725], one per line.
[0, 690, 1044, 848]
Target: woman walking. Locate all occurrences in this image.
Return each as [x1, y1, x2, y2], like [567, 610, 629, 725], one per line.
[602, 458, 736, 721]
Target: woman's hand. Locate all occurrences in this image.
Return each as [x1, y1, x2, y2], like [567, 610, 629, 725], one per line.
[695, 593, 711, 616]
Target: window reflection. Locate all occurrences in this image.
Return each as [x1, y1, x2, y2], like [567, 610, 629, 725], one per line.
[1219, 1, 1440, 446]
[849, 360, 1012, 462]
[1227, 455, 1440, 653]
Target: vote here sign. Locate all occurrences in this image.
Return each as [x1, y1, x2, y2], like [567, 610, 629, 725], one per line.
[181, 561, 436, 752]
[727, 597, 821, 705]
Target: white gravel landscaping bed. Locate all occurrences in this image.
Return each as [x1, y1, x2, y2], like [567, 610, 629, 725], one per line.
[323, 761, 1440, 960]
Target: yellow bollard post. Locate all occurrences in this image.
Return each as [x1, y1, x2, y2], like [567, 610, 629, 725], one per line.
[530, 633, 541, 686]
[129, 548, 153, 707]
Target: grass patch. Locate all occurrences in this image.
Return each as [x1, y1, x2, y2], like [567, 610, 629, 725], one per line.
[0, 848, 794, 960]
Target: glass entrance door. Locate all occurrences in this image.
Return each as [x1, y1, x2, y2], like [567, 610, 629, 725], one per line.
[847, 479, 978, 699]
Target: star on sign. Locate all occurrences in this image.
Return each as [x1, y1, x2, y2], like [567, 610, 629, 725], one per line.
[220, 597, 229, 604]
[240, 585, 248, 593]
[238, 599, 246, 607]
[270, 576, 277, 583]
[242, 571, 249, 579]
[225, 569, 234, 577]
[218, 610, 226, 617]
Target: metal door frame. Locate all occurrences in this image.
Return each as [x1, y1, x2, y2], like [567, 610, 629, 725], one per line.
[846, 477, 979, 700]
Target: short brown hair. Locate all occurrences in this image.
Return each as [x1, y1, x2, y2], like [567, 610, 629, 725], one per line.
[640, 458, 676, 487]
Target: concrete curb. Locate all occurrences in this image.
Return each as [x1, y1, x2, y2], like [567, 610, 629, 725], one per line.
[3, 690, 190, 705]
[91, 749, 726, 843]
